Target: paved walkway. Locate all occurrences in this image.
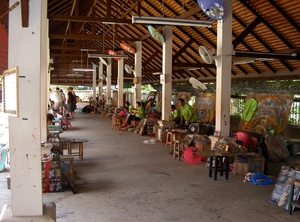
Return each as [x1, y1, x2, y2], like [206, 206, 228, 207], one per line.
[0, 112, 299, 221]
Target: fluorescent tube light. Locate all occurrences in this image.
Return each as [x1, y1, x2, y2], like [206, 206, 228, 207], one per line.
[66, 73, 84, 77]
[73, 68, 95, 72]
[132, 16, 212, 27]
[153, 72, 163, 75]
[233, 59, 255, 65]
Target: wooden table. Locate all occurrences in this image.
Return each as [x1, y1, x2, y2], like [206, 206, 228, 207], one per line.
[195, 150, 235, 180]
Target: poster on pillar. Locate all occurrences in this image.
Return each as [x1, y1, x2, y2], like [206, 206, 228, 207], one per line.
[194, 93, 216, 124]
[239, 93, 294, 136]
[111, 91, 118, 107]
[175, 92, 192, 104]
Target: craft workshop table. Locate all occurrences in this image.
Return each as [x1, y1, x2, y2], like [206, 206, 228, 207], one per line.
[195, 150, 235, 180]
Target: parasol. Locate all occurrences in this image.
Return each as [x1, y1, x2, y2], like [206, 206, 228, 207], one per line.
[108, 50, 120, 61]
[120, 43, 136, 54]
[147, 25, 164, 43]
[183, 147, 203, 165]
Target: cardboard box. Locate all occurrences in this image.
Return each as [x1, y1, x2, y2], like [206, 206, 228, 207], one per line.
[195, 141, 211, 152]
[234, 153, 265, 175]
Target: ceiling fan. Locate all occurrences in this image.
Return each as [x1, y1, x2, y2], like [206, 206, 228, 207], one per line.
[189, 77, 207, 91]
[198, 46, 220, 66]
[124, 64, 136, 75]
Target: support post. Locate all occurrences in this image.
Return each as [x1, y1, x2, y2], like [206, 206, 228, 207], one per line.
[118, 56, 124, 108]
[98, 61, 103, 104]
[1, 1, 55, 220]
[106, 58, 112, 105]
[215, 0, 232, 137]
[162, 26, 172, 120]
[92, 66, 96, 103]
[134, 41, 142, 104]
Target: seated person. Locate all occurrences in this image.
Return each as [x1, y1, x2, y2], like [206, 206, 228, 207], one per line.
[125, 101, 134, 114]
[122, 101, 145, 127]
[170, 105, 181, 125]
[177, 98, 198, 128]
[47, 113, 55, 140]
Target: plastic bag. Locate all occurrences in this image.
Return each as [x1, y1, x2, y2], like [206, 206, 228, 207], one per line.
[250, 173, 273, 185]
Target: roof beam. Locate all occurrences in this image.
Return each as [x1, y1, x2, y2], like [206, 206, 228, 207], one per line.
[234, 51, 300, 60]
[268, 0, 300, 33]
[20, 0, 29, 27]
[240, 0, 294, 49]
[173, 39, 194, 61]
[232, 17, 261, 48]
[49, 34, 138, 41]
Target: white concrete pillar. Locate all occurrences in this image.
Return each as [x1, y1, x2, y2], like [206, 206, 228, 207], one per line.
[134, 41, 142, 104]
[106, 58, 112, 105]
[98, 61, 103, 102]
[215, 0, 232, 137]
[8, 0, 47, 216]
[162, 26, 173, 120]
[118, 57, 124, 108]
[92, 65, 96, 102]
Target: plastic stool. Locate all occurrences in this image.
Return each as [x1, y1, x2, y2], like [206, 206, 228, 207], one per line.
[288, 179, 300, 214]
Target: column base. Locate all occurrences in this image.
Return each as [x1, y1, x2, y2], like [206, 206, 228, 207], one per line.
[0, 202, 56, 221]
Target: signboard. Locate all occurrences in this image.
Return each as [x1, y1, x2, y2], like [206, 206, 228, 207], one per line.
[2, 66, 19, 116]
[160, 74, 164, 84]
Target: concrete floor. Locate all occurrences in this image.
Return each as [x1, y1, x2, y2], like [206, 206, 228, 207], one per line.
[0, 111, 300, 222]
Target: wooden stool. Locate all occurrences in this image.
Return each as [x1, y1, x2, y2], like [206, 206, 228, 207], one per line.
[288, 179, 300, 214]
[132, 120, 140, 128]
[166, 131, 173, 147]
[166, 131, 181, 147]
[67, 142, 83, 160]
[111, 116, 117, 129]
[115, 116, 125, 129]
[209, 156, 229, 180]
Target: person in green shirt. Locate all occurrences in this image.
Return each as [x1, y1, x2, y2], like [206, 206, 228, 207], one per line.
[171, 105, 181, 125]
[122, 101, 145, 127]
[125, 101, 134, 114]
[134, 102, 145, 119]
[177, 98, 198, 126]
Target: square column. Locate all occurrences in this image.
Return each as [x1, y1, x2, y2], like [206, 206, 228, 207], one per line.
[98, 62, 103, 103]
[162, 26, 172, 120]
[7, 0, 47, 216]
[92, 66, 96, 102]
[134, 41, 142, 104]
[106, 58, 112, 105]
[215, 0, 232, 137]
[118, 56, 124, 108]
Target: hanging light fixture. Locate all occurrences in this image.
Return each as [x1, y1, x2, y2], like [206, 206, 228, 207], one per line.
[72, 49, 96, 72]
[132, 16, 212, 27]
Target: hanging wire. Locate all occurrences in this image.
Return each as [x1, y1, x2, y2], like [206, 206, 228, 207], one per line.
[102, 23, 105, 54]
[112, 24, 115, 52]
[182, 0, 184, 18]
[162, 0, 164, 17]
